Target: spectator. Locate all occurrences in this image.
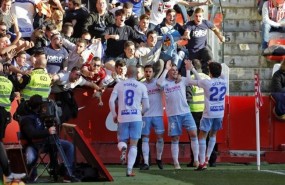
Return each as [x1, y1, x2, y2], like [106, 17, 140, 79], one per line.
[134, 14, 151, 44]
[261, 0, 285, 50]
[51, 66, 101, 122]
[135, 30, 164, 78]
[32, 23, 58, 52]
[0, 22, 32, 54]
[184, 60, 226, 171]
[82, 0, 115, 40]
[0, 0, 21, 45]
[140, 64, 165, 170]
[271, 61, 285, 119]
[102, 58, 127, 87]
[110, 0, 144, 17]
[9, 51, 32, 83]
[45, 10, 64, 32]
[155, 9, 185, 71]
[63, 39, 88, 71]
[157, 60, 199, 169]
[61, 22, 76, 43]
[64, 0, 89, 38]
[181, 7, 225, 75]
[81, 56, 106, 86]
[105, 41, 140, 72]
[148, 0, 210, 30]
[44, 33, 69, 74]
[11, 51, 31, 71]
[123, 2, 139, 27]
[103, 9, 143, 60]
[109, 65, 149, 177]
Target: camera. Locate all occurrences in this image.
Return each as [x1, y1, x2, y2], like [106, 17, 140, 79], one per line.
[14, 97, 62, 127]
[39, 99, 62, 127]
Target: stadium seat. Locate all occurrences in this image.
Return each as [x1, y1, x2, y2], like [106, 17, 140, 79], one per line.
[266, 39, 285, 62]
[271, 65, 285, 121]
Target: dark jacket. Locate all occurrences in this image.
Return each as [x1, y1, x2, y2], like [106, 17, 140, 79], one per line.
[20, 114, 50, 146]
[154, 18, 185, 37]
[82, 11, 115, 40]
[271, 70, 285, 93]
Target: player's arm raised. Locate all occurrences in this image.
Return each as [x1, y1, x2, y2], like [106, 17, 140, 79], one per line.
[157, 60, 171, 87]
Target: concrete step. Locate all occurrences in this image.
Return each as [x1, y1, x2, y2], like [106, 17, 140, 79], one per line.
[214, 0, 256, 8]
[224, 7, 261, 20]
[224, 43, 260, 55]
[224, 31, 261, 44]
[223, 55, 275, 68]
[224, 20, 261, 32]
[229, 68, 273, 80]
[224, 56, 260, 68]
[230, 79, 271, 92]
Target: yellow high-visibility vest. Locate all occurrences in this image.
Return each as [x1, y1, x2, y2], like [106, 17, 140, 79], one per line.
[189, 73, 210, 112]
[21, 69, 51, 100]
[0, 76, 13, 111]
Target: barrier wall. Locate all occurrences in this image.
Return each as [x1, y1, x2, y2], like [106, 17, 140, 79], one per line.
[5, 88, 285, 163]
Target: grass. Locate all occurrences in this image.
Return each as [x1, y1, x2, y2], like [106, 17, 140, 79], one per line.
[26, 163, 285, 185]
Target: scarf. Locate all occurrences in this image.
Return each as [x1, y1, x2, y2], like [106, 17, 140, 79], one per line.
[268, 0, 285, 22]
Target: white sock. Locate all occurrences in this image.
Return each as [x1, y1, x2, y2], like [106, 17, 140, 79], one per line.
[127, 146, 137, 170]
[156, 138, 164, 160]
[142, 141, 149, 165]
[199, 139, 206, 164]
[191, 137, 199, 162]
[206, 137, 216, 158]
[171, 141, 179, 164]
[118, 141, 127, 151]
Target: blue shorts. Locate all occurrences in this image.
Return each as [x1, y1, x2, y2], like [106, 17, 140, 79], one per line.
[167, 113, 196, 136]
[199, 117, 223, 132]
[117, 121, 143, 141]
[142, 116, 164, 135]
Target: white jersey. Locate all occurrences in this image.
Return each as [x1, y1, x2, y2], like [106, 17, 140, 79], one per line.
[198, 77, 227, 118]
[112, 78, 149, 123]
[143, 78, 164, 117]
[150, 0, 177, 25]
[12, 0, 39, 38]
[161, 77, 190, 116]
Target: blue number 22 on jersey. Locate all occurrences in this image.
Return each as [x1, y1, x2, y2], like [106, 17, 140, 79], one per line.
[209, 86, 226, 101]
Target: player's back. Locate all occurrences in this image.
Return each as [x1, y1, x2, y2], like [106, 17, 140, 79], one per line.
[199, 77, 227, 118]
[114, 78, 148, 123]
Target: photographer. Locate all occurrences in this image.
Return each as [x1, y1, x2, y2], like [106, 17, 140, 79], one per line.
[0, 63, 26, 183]
[19, 94, 79, 182]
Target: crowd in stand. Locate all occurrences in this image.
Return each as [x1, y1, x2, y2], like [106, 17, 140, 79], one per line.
[259, 0, 285, 119]
[0, 0, 230, 182]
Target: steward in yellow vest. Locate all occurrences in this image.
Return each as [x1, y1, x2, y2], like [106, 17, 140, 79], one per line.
[0, 63, 14, 139]
[189, 72, 210, 112]
[18, 50, 51, 100]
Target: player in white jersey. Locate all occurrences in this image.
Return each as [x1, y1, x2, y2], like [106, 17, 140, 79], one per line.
[109, 65, 149, 177]
[157, 60, 199, 169]
[184, 60, 226, 170]
[140, 65, 165, 170]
